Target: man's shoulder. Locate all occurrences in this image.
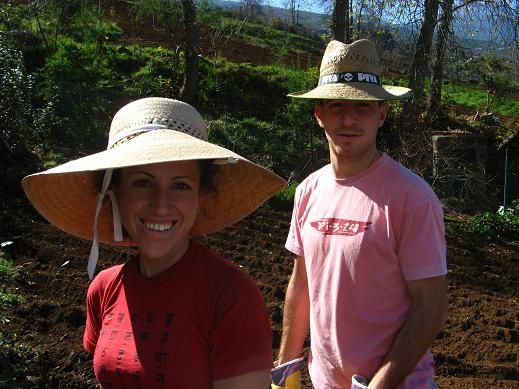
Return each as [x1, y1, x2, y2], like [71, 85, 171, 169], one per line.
[380, 155, 440, 205]
[382, 155, 434, 190]
[297, 164, 331, 191]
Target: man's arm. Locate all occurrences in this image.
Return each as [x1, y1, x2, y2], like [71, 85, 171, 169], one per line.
[277, 255, 310, 364]
[368, 275, 448, 389]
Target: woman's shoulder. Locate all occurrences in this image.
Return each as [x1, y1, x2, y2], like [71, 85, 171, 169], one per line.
[88, 262, 130, 293]
[191, 242, 259, 290]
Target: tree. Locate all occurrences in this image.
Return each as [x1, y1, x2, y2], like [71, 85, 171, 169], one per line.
[127, 0, 200, 103]
[180, 0, 199, 104]
[0, 36, 56, 154]
[240, 0, 263, 19]
[281, 0, 307, 31]
[425, 0, 454, 123]
[331, 0, 348, 42]
[401, 0, 440, 131]
[458, 54, 518, 115]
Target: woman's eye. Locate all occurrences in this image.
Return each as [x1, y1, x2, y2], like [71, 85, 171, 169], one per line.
[172, 182, 191, 190]
[132, 179, 151, 188]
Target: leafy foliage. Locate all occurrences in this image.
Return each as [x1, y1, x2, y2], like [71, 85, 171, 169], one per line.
[68, 6, 123, 43]
[464, 199, 519, 239]
[0, 36, 55, 154]
[126, 0, 183, 47]
[455, 55, 519, 114]
[442, 82, 519, 117]
[38, 39, 184, 149]
[268, 182, 298, 210]
[199, 59, 288, 119]
[39, 36, 119, 148]
[0, 250, 24, 310]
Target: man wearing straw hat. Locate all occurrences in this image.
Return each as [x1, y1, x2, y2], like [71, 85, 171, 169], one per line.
[23, 97, 287, 388]
[274, 40, 447, 389]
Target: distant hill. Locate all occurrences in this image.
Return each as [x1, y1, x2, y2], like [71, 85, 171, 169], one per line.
[210, 0, 515, 58]
[213, 0, 329, 36]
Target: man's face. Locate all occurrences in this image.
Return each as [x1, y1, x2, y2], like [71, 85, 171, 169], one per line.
[314, 99, 387, 161]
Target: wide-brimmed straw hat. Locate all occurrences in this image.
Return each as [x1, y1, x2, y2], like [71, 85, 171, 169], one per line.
[23, 97, 286, 278]
[289, 39, 412, 100]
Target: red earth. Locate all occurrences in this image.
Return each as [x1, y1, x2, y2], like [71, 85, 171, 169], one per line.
[0, 157, 517, 387]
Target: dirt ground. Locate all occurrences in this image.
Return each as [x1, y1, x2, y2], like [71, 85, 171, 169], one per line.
[0, 156, 518, 388]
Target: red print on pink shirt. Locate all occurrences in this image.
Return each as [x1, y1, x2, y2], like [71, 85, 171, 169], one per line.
[310, 218, 371, 236]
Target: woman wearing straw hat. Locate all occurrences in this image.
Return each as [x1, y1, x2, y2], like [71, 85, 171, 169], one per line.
[274, 40, 447, 389]
[23, 97, 287, 388]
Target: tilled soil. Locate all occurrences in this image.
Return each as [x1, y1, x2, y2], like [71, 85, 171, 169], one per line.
[0, 172, 517, 388]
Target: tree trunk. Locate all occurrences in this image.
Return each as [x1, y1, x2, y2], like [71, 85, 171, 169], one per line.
[180, 0, 199, 105]
[425, 0, 454, 123]
[331, 0, 346, 42]
[402, 0, 440, 131]
[345, 0, 351, 43]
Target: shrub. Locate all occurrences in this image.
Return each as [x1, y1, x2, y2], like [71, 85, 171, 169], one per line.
[464, 199, 519, 239]
[39, 37, 124, 148]
[199, 59, 288, 119]
[0, 250, 24, 309]
[0, 36, 50, 154]
[124, 46, 183, 97]
[68, 6, 123, 43]
[268, 182, 298, 211]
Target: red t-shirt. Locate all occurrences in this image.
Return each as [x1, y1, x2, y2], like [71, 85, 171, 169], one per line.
[84, 242, 272, 388]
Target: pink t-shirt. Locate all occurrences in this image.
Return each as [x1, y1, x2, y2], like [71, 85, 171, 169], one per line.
[286, 154, 447, 389]
[84, 242, 273, 388]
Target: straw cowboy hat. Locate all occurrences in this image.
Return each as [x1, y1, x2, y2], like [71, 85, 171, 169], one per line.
[23, 97, 287, 278]
[289, 39, 412, 100]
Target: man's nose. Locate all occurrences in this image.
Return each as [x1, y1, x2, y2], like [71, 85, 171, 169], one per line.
[340, 108, 358, 126]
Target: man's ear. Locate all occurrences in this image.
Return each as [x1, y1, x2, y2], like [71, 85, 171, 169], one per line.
[378, 102, 388, 128]
[314, 102, 325, 129]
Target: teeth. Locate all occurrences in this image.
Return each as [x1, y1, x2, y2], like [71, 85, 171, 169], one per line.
[145, 222, 173, 232]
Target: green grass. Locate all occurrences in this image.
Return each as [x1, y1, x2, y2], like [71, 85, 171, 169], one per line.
[382, 77, 519, 117]
[204, 15, 322, 60]
[443, 83, 519, 117]
[0, 251, 24, 310]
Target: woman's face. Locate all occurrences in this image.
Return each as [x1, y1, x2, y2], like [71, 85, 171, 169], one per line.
[115, 160, 201, 270]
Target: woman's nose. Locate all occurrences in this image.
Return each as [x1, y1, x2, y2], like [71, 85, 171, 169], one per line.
[150, 187, 171, 212]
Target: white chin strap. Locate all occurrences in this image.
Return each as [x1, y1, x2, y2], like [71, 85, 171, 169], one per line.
[87, 169, 124, 280]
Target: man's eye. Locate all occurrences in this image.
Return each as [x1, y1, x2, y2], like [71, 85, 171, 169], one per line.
[356, 103, 372, 111]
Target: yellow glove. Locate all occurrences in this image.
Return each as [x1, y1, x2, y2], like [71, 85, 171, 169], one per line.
[271, 369, 301, 389]
[270, 357, 304, 389]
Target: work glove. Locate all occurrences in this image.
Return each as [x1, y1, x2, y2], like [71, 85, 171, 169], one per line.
[351, 374, 369, 389]
[270, 357, 304, 389]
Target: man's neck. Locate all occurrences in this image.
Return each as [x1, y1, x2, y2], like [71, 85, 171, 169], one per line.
[330, 148, 382, 179]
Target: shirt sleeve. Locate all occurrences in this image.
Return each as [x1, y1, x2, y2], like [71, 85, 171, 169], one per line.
[83, 272, 105, 354]
[285, 184, 304, 256]
[209, 268, 273, 380]
[398, 196, 448, 281]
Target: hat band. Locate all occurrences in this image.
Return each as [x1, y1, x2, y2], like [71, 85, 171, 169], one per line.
[107, 124, 169, 149]
[318, 72, 381, 86]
